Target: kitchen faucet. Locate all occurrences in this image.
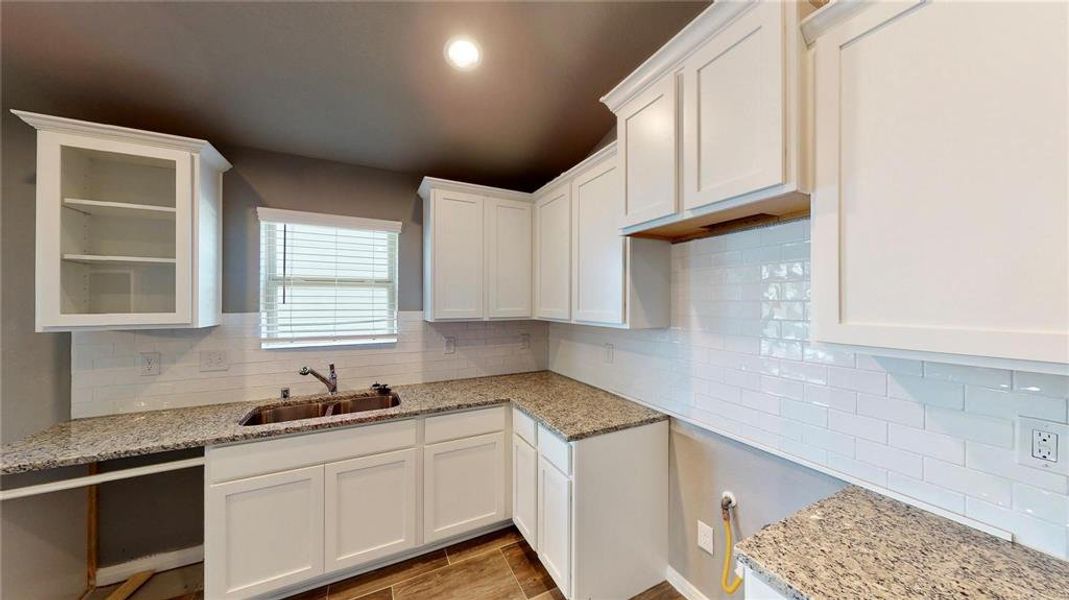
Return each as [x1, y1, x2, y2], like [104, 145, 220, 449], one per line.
[299, 363, 337, 395]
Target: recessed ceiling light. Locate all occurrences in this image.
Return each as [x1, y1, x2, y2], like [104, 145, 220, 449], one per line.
[444, 36, 481, 71]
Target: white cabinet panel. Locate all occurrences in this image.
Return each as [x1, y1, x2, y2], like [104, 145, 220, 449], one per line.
[811, 0, 1069, 364]
[512, 434, 538, 549]
[325, 448, 417, 572]
[486, 198, 533, 318]
[683, 1, 785, 209]
[205, 466, 324, 599]
[424, 432, 507, 543]
[538, 456, 572, 597]
[534, 186, 572, 320]
[430, 189, 485, 319]
[618, 75, 678, 228]
[571, 157, 625, 325]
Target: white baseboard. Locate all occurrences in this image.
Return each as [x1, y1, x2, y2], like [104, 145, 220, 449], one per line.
[666, 565, 713, 600]
[96, 545, 204, 586]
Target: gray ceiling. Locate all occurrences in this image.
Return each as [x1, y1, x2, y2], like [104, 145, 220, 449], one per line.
[2, 2, 708, 191]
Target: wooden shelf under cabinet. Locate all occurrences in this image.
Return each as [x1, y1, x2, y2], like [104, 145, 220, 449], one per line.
[63, 198, 177, 220]
[62, 254, 177, 265]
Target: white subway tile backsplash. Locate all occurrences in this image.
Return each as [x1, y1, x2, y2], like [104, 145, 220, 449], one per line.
[539, 219, 1069, 559]
[925, 407, 1014, 448]
[888, 375, 964, 410]
[855, 439, 923, 478]
[857, 394, 925, 428]
[923, 457, 1013, 507]
[888, 425, 965, 465]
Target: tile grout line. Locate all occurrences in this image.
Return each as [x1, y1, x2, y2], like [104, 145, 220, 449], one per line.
[499, 545, 529, 599]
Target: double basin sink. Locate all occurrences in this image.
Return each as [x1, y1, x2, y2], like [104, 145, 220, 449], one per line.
[241, 390, 401, 426]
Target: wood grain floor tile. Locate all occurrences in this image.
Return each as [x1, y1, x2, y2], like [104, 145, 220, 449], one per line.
[500, 541, 555, 599]
[629, 581, 685, 600]
[351, 589, 392, 600]
[445, 527, 523, 564]
[285, 585, 329, 600]
[327, 550, 448, 600]
[528, 589, 564, 600]
[392, 551, 524, 600]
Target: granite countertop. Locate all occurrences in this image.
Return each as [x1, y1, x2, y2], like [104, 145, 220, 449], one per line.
[1, 371, 666, 475]
[735, 486, 1069, 600]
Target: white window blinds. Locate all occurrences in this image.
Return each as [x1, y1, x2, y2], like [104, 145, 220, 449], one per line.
[257, 208, 401, 349]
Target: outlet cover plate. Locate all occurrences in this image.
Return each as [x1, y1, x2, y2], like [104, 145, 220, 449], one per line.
[199, 350, 229, 372]
[1017, 417, 1069, 474]
[139, 352, 161, 376]
[697, 520, 714, 555]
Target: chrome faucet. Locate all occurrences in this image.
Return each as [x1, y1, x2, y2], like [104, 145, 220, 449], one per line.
[299, 363, 337, 395]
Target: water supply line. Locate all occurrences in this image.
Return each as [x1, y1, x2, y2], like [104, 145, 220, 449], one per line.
[721, 491, 744, 595]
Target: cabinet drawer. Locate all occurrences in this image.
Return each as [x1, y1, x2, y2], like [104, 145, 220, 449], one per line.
[424, 406, 506, 444]
[538, 425, 571, 476]
[207, 419, 418, 483]
[512, 407, 537, 446]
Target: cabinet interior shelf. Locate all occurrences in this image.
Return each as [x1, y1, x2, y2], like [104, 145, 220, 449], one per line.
[63, 198, 177, 220]
[62, 254, 177, 266]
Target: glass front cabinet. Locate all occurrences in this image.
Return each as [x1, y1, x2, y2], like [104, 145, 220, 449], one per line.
[14, 110, 231, 331]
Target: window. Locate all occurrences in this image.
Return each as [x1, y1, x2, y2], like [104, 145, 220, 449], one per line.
[257, 207, 401, 349]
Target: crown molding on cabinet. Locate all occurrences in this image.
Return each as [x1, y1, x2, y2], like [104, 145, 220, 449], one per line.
[799, 0, 902, 45]
[599, 1, 758, 113]
[11, 109, 232, 172]
[532, 141, 617, 198]
[416, 176, 532, 203]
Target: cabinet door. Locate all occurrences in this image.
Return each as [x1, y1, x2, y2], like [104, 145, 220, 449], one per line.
[35, 131, 194, 331]
[204, 466, 324, 599]
[431, 189, 485, 319]
[424, 432, 507, 543]
[512, 434, 538, 549]
[572, 157, 625, 325]
[534, 186, 572, 320]
[618, 75, 678, 228]
[538, 456, 572, 597]
[810, 0, 1069, 364]
[682, 1, 785, 209]
[324, 448, 417, 573]
[486, 197, 533, 318]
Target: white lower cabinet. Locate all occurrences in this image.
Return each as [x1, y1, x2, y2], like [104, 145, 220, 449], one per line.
[205, 465, 325, 599]
[538, 456, 572, 596]
[743, 567, 788, 600]
[424, 431, 508, 544]
[511, 433, 539, 547]
[325, 448, 417, 572]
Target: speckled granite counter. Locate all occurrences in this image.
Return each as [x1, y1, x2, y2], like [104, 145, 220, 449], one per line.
[735, 486, 1069, 600]
[1, 371, 665, 474]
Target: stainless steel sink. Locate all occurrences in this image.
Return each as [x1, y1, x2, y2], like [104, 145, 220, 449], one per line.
[240, 391, 401, 426]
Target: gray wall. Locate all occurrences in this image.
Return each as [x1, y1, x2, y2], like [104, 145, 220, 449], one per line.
[1, 111, 87, 599]
[221, 145, 424, 313]
[668, 420, 846, 598]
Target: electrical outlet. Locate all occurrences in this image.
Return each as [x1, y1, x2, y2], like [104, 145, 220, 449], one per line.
[697, 520, 714, 555]
[1017, 417, 1069, 473]
[520, 333, 531, 350]
[604, 343, 614, 364]
[139, 352, 161, 376]
[199, 350, 229, 372]
[445, 336, 456, 354]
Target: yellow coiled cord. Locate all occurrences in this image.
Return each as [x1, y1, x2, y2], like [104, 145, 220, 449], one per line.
[721, 497, 743, 595]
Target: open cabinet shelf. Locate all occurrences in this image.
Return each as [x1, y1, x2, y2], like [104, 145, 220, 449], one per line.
[62, 254, 178, 265]
[63, 197, 178, 220]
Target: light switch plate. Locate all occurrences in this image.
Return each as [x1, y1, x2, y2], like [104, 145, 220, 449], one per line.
[520, 333, 530, 350]
[604, 343, 614, 364]
[444, 336, 456, 354]
[1017, 417, 1069, 474]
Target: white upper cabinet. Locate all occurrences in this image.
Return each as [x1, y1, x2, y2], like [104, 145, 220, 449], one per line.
[14, 110, 230, 332]
[486, 197, 533, 318]
[617, 75, 679, 228]
[682, 0, 785, 209]
[420, 178, 533, 321]
[601, 1, 811, 239]
[534, 185, 572, 321]
[808, 0, 1069, 366]
[535, 144, 669, 330]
